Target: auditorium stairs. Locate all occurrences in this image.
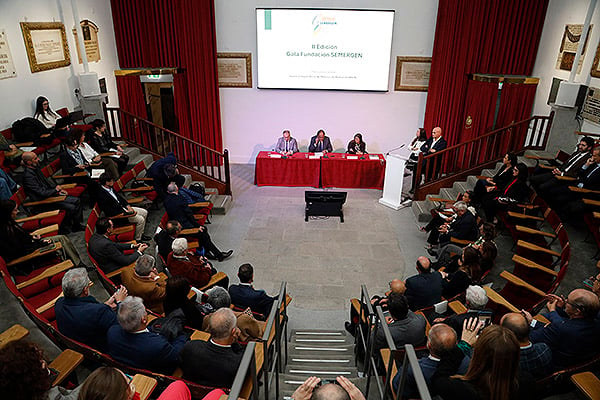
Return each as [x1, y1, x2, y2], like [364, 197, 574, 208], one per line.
[275, 329, 366, 399]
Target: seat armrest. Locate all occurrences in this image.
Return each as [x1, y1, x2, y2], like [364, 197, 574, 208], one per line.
[49, 349, 84, 387]
[24, 196, 67, 207]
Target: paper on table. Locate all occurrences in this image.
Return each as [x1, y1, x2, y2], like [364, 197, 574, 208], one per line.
[313, 152, 324, 157]
[91, 169, 105, 178]
[346, 155, 358, 160]
[309, 155, 320, 159]
[269, 154, 282, 158]
[369, 155, 380, 160]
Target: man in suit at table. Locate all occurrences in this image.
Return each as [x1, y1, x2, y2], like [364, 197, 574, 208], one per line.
[275, 129, 298, 156]
[308, 129, 333, 153]
[404, 256, 443, 311]
[229, 263, 277, 316]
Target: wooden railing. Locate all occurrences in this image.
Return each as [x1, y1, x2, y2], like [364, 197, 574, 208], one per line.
[104, 107, 231, 195]
[413, 112, 554, 200]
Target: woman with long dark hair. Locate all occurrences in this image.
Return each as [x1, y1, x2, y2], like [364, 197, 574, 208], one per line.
[481, 162, 530, 222]
[33, 96, 60, 129]
[472, 152, 518, 204]
[164, 275, 208, 330]
[346, 133, 367, 154]
[88, 119, 129, 175]
[440, 246, 481, 299]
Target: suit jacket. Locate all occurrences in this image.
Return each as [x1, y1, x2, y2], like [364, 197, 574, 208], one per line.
[60, 149, 89, 176]
[559, 151, 591, 177]
[449, 211, 478, 241]
[121, 268, 167, 314]
[89, 132, 119, 154]
[405, 271, 443, 311]
[577, 163, 600, 190]
[22, 166, 59, 200]
[442, 310, 481, 338]
[308, 135, 333, 152]
[420, 137, 447, 155]
[346, 141, 367, 154]
[275, 137, 299, 153]
[164, 193, 198, 229]
[88, 233, 140, 273]
[167, 252, 213, 288]
[97, 186, 129, 217]
[155, 230, 175, 260]
[373, 311, 427, 351]
[530, 309, 600, 369]
[229, 283, 276, 316]
[55, 295, 118, 352]
[180, 340, 244, 388]
[107, 325, 187, 374]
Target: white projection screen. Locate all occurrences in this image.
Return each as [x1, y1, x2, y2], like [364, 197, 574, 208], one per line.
[256, 8, 395, 91]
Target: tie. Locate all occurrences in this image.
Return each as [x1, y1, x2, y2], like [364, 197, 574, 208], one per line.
[563, 152, 584, 172]
[318, 141, 323, 152]
[285, 141, 288, 152]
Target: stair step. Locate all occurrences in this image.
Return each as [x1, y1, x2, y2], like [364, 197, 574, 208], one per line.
[411, 200, 432, 223]
[276, 374, 366, 396]
[292, 330, 347, 336]
[289, 344, 355, 356]
[285, 365, 357, 376]
[210, 194, 232, 215]
[181, 174, 193, 188]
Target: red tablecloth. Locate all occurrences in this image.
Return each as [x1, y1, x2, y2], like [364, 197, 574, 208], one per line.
[321, 154, 385, 189]
[254, 151, 321, 187]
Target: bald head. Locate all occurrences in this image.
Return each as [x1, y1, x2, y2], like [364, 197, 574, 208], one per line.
[432, 127, 442, 139]
[500, 312, 529, 343]
[416, 256, 431, 273]
[311, 383, 350, 400]
[568, 288, 600, 319]
[390, 279, 406, 295]
[427, 324, 457, 358]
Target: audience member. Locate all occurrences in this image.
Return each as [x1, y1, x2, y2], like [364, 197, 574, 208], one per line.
[346, 133, 367, 154]
[107, 296, 187, 373]
[164, 183, 233, 261]
[0, 168, 17, 200]
[433, 285, 488, 337]
[167, 237, 225, 289]
[308, 129, 333, 153]
[71, 129, 120, 180]
[179, 307, 244, 388]
[524, 289, 600, 369]
[21, 151, 84, 232]
[0, 132, 23, 166]
[481, 162, 529, 222]
[500, 312, 553, 378]
[472, 152, 518, 205]
[291, 376, 365, 400]
[59, 134, 99, 203]
[88, 217, 148, 273]
[426, 201, 478, 248]
[421, 192, 474, 239]
[88, 119, 129, 175]
[440, 247, 481, 299]
[121, 254, 167, 314]
[432, 325, 534, 400]
[78, 366, 191, 400]
[372, 292, 427, 351]
[55, 267, 126, 351]
[33, 96, 59, 129]
[0, 340, 79, 400]
[155, 220, 183, 260]
[229, 263, 277, 316]
[275, 129, 299, 155]
[97, 172, 150, 241]
[432, 222, 496, 272]
[392, 323, 470, 398]
[404, 256, 443, 311]
[164, 276, 211, 330]
[146, 152, 184, 197]
[0, 199, 82, 269]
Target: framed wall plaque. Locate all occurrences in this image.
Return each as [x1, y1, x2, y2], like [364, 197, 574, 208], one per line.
[217, 52, 252, 88]
[592, 41, 600, 78]
[20, 22, 71, 73]
[394, 56, 431, 91]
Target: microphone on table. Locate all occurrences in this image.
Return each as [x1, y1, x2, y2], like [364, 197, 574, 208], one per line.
[385, 143, 406, 156]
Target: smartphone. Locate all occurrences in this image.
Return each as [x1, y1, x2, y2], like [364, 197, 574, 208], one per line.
[477, 310, 492, 333]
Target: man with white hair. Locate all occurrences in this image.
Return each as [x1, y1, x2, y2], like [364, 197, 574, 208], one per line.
[167, 237, 225, 289]
[121, 254, 167, 314]
[180, 307, 244, 388]
[163, 182, 233, 262]
[433, 285, 489, 337]
[107, 296, 187, 373]
[429, 201, 478, 247]
[55, 267, 127, 351]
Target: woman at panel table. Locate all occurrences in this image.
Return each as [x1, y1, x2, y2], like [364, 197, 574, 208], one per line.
[346, 133, 367, 155]
[274, 129, 298, 156]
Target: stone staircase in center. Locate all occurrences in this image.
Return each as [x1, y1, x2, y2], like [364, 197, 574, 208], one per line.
[277, 329, 365, 399]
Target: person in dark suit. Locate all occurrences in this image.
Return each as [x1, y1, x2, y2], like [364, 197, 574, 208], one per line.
[346, 133, 367, 154]
[525, 289, 600, 370]
[427, 201, 478, 247]
[372, 292, 427, 351]
[180, 307, 244, 388]
[155, 220, 182, 260]
[404, 256, 443, 311]
[97, 173, 149, 241]
[433, 285, 488, 337]
[55, 267, 127, 352]
[59, 136, 99, 203]
[164, 183, 232, 261]
[274, 129, 299, 155]
[107, 296, 187, 374]
[308, 129, 333, 153]
[21, 151, 84, 232]
[410, 126, 447, 193]
[481, 162, 530, 222]
[88, 217, 148, 273]
[229, 263, 277, 316]
[472, 152, 518, 205]
[146, 152, 185, 198]
[88, 119, 129, 176]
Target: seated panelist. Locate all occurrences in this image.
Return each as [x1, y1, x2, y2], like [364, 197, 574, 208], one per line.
[308, 129, 333, 153]
[274, 129, 298, 156]
[346, 133, 367, 155]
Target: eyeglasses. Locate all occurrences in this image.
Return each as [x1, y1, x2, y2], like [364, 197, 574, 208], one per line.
[566, 300, 584, 311]
[42, 102, 49, 106]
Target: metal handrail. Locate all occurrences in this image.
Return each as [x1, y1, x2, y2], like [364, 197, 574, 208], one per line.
[228, 341, 258, 400]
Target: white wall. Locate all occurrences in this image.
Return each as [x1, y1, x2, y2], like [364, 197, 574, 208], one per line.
[215, 0, 439, 163]
[0, 0, 120, 130]
[531, 0, 600, 133]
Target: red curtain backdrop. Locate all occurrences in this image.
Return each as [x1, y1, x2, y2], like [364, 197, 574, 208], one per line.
[115, 75, 148, 144]
[423, 0, 549, 147]
[496, 82, 538, 153]
[459, 80, 499, 166]
[110, 0, 222, 152]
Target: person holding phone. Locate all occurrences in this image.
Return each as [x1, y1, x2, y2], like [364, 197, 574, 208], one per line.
[308, 129, 333, 153]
